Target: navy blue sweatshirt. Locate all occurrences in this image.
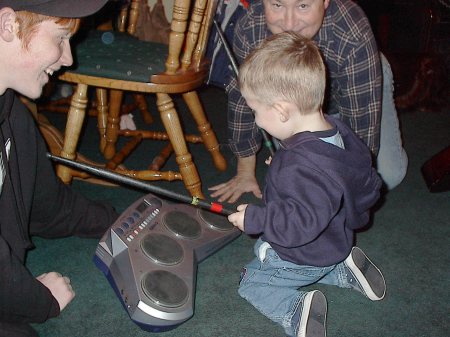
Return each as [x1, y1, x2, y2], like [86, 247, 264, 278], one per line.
[244, 117, 382, 267]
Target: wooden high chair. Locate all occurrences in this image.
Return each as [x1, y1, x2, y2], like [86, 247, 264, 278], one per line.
[55, 0, 226, 198]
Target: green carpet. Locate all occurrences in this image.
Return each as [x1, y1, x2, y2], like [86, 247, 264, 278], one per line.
[29, 86, 449, 336]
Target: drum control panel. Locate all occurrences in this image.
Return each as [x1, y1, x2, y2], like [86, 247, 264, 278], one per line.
[113, 197, 162, 242]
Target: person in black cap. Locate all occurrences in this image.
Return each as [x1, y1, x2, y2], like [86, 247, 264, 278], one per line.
[0, 1, 118, 336]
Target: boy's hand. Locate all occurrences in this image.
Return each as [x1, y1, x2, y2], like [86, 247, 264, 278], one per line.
[228, 204, 248, 231]
[37, 272, 75, 311]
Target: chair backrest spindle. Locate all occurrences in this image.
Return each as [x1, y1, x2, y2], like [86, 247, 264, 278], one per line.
[117, 5, 128, 32]
[192, 0, 217, 69]
[115, 0, 218, 76]
[117, 0, 140, 35]
[127, 0, 140, 35]
[180, 0, 207, 71]
[166, 0, 190, 74]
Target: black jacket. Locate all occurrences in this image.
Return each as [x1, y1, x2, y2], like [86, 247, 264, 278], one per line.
[0, 89, 118, 328]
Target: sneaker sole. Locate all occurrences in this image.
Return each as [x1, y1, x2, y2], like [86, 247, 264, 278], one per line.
[345, 247, 386, 301]
[297, 290, 327, 337]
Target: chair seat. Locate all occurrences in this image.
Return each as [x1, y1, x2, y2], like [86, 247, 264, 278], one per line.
[70, 30, 168, 82]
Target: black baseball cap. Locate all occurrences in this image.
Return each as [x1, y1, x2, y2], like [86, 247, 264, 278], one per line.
[0, 0, 109, 18]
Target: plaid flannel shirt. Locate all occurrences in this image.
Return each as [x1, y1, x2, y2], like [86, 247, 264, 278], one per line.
[226, 0, 382, 157]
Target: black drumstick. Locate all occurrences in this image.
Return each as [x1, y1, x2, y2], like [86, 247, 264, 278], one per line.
[47, 153, 234, 216]
[213, 19, 275, 156]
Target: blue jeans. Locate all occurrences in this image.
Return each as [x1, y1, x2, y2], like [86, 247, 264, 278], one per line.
[238, 239, 353, 336]
[377, 54, 408, 190]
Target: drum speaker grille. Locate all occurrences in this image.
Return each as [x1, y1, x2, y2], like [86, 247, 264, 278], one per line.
[164, 211, 201, 239]
[199, 209, 235, 231]
[140, 234, 183, 266]
[141, 270, 189, 308]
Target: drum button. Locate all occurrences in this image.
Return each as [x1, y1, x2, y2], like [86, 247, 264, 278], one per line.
[122, 222, 129, 229]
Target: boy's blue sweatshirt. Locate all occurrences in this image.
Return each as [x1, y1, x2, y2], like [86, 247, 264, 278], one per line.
[244, 116, 382, 267]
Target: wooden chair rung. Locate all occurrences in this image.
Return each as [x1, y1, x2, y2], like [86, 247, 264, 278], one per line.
[150, 143, 173, 171]
[106, 135, 143, 170]
[115, 167, 182, 181]
[119, 129, 203, 144]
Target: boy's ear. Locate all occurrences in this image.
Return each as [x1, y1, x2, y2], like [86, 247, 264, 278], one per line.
[272, 101, 290, 122]
[0, 8, 17, 42]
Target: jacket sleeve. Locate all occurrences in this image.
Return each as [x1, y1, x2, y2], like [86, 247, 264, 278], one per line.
[244, 163, 343, 247]
[8, 96, 118, 239]
[29, 155, 119, 239]
[334, 32, 382, 156]
[0, 235, 60, 323]
[225, 9, 268, 157]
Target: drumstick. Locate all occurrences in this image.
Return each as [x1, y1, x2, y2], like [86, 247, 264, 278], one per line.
[213, 19, 275, 156]
[47, 153, 234, 216]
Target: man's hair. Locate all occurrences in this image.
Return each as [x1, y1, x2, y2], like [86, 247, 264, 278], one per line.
[239, 31, 326, 114]
[15, 11, 79, 49]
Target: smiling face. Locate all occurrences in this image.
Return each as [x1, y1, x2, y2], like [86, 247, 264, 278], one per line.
[263, 0, 329, 38]
[10, 19, 74, 99]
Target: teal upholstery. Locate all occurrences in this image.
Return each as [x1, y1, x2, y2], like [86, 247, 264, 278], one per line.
[69, 30, 168, 82]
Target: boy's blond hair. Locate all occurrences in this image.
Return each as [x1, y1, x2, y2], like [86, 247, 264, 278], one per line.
[15, 11, 80, 49]
[239, 31, 326, 114]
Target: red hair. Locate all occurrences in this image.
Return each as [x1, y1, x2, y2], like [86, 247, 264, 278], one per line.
[15, 11, 80, 49]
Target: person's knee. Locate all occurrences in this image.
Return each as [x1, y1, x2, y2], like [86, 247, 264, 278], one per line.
[380, 53, 393, 81]
[377, 148, 408, 190]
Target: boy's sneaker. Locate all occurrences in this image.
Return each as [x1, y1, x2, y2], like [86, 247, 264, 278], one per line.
[344, 247, 386, 301]
[296, 290, 327, 337]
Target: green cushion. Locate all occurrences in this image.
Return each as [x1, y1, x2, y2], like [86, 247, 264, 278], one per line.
[68, 30, 168, 82]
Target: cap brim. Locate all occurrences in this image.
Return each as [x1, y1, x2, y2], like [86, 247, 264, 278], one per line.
[7, 0, 109, 18]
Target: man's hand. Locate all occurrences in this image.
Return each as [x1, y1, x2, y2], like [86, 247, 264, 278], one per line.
[228, 204, 248, 231]
[209, 155, 262, 203]
[37, 272, 75, 311]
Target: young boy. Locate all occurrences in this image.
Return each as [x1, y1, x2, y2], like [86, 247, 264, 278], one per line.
[228, 32, 386, 337]
[0, 1, 117, 336]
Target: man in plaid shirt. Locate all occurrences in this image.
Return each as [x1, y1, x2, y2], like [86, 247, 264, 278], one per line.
[210, 0, 408, 203]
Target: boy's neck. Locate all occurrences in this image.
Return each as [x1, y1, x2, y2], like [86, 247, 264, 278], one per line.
[293, 110, 332, 134]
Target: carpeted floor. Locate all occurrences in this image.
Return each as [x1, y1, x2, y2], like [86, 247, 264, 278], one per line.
[29, 86, 449, 336]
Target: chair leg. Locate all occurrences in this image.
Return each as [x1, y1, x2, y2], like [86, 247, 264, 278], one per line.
[121, 94, 153, 124]
[182, 91, 227, 171]
[149, 143, 173, 171]
[133, 93, 153, 124]
[96, 88, 108, 153]
[156, 93, 204, 198]
[104, 89, 123, 160]
[57, 84, 89, 184]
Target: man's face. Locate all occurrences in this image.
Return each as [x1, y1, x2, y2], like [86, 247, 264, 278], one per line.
[12, 19, 73, 99]
[263, 0, 329, 38]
